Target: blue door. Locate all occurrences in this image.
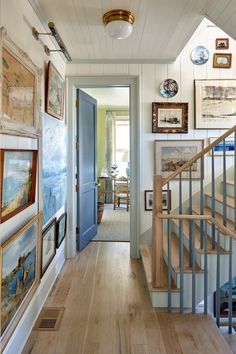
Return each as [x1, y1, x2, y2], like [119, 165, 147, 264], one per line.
[76, 89, 97, 251]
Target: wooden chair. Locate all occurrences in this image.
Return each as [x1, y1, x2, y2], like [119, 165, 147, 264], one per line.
[113, 178, 130, 211]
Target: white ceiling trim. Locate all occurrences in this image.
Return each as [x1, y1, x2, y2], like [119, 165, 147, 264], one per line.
[69, 58, 176, 64]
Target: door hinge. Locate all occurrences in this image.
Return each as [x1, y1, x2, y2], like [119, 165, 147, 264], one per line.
[76, 226, 79, 235]
[76, 184, 80, 192]
[76, 99, 79, 108]
[76, 142, 79, 150]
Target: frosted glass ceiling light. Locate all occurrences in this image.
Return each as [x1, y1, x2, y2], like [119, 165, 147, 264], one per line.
[103, 9, 135, 40]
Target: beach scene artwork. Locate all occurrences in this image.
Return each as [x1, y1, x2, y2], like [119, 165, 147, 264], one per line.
[1, 221, 37, 335]
[161, 146, 198, 172]
[42, 114, 67, 225]
[0, 150, 36, 222]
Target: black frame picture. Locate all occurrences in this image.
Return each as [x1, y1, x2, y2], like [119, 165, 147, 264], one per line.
[41, 218, 56, 276]
[56, 213, 67, 248]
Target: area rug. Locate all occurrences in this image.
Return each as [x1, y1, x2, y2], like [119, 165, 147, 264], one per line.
[93, 204, 130, 242]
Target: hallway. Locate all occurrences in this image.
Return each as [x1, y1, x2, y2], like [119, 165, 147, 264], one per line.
[23, 242, 233, 354]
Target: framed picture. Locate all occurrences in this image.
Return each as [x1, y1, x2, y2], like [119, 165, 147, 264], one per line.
[56, 213, 67, 248]
[42, 113, 67, 225]
[195, 79, 236, 129]
[213, 276, 236, 318]
[46, 61, 64, 120]
[41, 218, 56, 276]
[0, 27, 41, 137]
[216, 38, 229, 50]
[152, 102, 188, 133]
[209, 137, 235, 156]
[155, 140, 204, 180]
[144, 189, 171, 211]
[213, 53, 232, 68]
[0, 212, 42, 349]
[0, 149, 38, 223]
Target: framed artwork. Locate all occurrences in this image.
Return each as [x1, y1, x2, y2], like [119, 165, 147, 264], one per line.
[0, 212, 42, 349]
[213, 276, 236, 318]
[155, 140, 204, 180]
[144, 189, 171, 211]
[56, 213, 67, 248]
[41, 218, 56, 276]
[194, 79, 236, 129]
[213, 53, 232, 68]
[0, 27, 41, 138]
[0, 149, 38, 223]
[46, 61, 64, 120]
[209, 137, 235, 156]
[216, 38, 229, 50]
[42, 113, 67, 225]
[152, 102, 188, 133]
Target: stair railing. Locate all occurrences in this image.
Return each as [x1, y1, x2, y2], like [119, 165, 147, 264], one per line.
[152, 124, 236, 332]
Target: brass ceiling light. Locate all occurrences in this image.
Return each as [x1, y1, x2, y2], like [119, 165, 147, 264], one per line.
[103, 9, 135, 40]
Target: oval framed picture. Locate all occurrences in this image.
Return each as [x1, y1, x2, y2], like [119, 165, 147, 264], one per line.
[191, 45, 209, 65]
[160, 79, 179, 98]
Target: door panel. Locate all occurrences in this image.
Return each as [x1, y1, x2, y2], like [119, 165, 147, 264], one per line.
[76, 89, 97, 251]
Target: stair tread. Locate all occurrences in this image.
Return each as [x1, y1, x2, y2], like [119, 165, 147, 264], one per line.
[140, 244, 178, 292]
[193, 206, 235, 234]
[224, 180, 234, 186]
[163, 233, 203, 273]
[205, 192, 234, 208]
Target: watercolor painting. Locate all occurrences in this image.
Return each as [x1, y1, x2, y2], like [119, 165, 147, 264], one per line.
[42, 113, 67, 225]
[0, 150, 37, 223]
[46, 61, 64, 120]
[209, 137, 235, 156]
[1, 221, 38, 335]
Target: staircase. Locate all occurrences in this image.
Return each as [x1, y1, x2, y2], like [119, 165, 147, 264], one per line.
[140, 125, 236, 334]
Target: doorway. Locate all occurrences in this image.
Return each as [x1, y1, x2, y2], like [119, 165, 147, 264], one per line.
[83, 87, 130, 242]
[66, 76, 140, 258]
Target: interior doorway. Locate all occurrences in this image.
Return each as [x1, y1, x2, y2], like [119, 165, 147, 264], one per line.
[83, 87, 130, 242]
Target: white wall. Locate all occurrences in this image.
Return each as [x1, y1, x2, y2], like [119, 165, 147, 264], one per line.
[1, 1, 66, 352]
[66, 19, 236, 237]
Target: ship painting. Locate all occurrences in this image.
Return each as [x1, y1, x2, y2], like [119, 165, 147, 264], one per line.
[1, 222, 37, 335]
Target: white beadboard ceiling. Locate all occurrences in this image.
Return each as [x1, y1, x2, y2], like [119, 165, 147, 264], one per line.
[29, 0, 236, 64]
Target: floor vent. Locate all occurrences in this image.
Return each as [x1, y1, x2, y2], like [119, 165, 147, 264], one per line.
[34, 307, 65, 331]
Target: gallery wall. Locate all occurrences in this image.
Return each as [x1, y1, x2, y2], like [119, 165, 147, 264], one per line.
[66, 19, 236, 237]
[1, 0, 67, 352]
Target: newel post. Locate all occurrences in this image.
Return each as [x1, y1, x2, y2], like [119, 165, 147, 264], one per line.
[152, 175, 163, 288]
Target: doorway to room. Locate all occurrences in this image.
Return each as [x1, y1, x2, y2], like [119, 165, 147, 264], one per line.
[83, 87, 130, 242]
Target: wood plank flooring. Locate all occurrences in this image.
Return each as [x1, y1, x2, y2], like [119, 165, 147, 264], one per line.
[22, 242, 234, 354]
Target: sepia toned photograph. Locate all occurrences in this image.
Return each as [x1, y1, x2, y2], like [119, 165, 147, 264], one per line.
[155, 140, 204, 179]
[195, 79, 236, 129]
[152, 102, 188, 133]
[216, 38, 229, 50]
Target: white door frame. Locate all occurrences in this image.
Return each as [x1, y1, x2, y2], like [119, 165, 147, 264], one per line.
[66, 76, 140, 258]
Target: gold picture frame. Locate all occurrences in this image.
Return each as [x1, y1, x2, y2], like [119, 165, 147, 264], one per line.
[213, 53, 232, 68]
[216, 38, 229, 50]
[0, 212, 42, 350]
[0, 27, 42, 137]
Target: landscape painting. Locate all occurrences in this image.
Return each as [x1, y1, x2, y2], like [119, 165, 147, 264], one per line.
[46, 61, 64, 120]
[195, 79, 236, 129]
[42, 113, 67, 225]
[0, 149, 37, 223]
[155, 140, 203, 179]
[1, 215, 40, 337]
[209, 137, 235, 156]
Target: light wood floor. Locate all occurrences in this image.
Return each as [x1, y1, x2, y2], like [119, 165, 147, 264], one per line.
[23, 242, 234, 354]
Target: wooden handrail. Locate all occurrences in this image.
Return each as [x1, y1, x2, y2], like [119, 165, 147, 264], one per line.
[162, 124, 236, 186]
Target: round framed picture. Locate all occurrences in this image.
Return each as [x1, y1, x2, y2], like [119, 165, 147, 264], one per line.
[191, 45, 209, 65]
[160, 79, 178, 98]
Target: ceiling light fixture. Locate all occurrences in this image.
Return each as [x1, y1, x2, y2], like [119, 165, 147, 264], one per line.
[103, 9, 135, 40]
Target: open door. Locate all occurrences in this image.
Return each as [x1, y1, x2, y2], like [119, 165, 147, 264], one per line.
[76, 89, 97, 251]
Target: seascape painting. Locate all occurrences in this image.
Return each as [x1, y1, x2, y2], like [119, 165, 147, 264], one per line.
[195, 80, 236, 129]
[209, 137, 235, 156]
[46, 62, 64, 120]
[42, 113, 67, 225]
[2, 48, 35, 127]
[1, 221, 37, 335]
[158, 109, 182, 128]
[0, 150, 37, 223]
[152, 102, 188, 133]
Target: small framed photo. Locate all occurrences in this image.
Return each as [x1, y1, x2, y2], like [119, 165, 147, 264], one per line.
[155, 140, 204, 180]
[144, 189, 171, 211]
[56, 213, 67, 248]
[46, 61, 64, 120]
[216, 38, 229, 50]
[152, 102, 188, 133]
[209, 137, 235, 156]
[213, 53, 232, 68]
[41, 218, 56, 276]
